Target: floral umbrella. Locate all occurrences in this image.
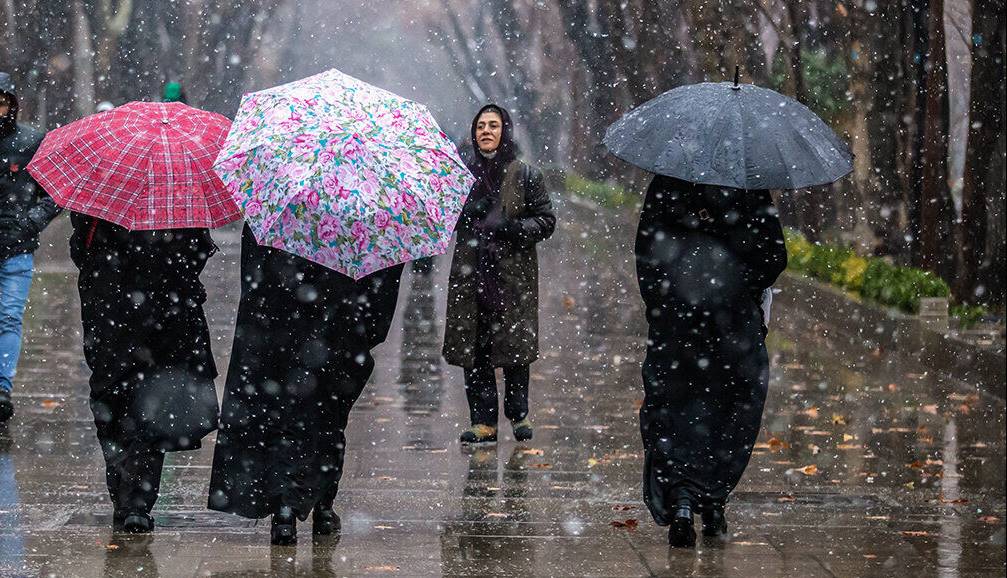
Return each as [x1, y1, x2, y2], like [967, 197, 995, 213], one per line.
[213, 68, 474, 280]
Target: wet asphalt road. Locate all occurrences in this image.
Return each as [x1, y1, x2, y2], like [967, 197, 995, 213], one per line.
[1, 197, 1004, 577]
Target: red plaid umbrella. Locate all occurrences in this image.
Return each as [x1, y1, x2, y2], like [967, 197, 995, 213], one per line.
[27, 101, 240, 230]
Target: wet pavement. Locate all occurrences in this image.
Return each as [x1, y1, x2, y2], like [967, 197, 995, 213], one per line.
[1, 199, 1005, 577]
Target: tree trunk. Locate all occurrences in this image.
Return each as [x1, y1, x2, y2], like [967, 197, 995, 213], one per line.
[919, 0, 955, 276]
[958, 0, 1006, 302]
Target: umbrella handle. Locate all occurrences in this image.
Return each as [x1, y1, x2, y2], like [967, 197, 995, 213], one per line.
[732, 66, 741, 90]
[85, 218, 99, 249]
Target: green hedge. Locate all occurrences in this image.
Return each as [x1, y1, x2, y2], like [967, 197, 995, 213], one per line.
[784, 229, 950, 314]
[565, 173, 636, 209]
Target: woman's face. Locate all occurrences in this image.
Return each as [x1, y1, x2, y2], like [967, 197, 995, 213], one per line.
[476, 111, 503, 153]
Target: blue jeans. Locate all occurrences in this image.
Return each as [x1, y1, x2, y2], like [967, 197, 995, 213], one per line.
[0, 253, 34, 392]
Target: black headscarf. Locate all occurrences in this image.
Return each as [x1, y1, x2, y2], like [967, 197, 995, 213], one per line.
[467, 104, 520, 198]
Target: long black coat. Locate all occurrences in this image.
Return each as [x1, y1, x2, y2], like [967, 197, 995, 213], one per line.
[69, 213, 218, 452]
[634, 176, 786, 523]
[208, 225, 403, 520]
[442, 159, 555, 367]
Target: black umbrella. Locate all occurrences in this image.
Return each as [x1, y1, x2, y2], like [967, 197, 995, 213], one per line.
[604, 75, 852, 189]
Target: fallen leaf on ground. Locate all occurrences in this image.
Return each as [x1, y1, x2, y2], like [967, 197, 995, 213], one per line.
[485, 512, 508, 518]
[40, 399, 61, 409]
[768, 437, 789, 451]
[105, 544, 119, 551]
[809, 444, 821, 455]
[842, 433, 856, 442]
[939, 494, 969, 505]
[796, 464, 819, 475]
[920, 404, 939, 415]
[777, 495, 796, 502]
[562, 295, 576, 312]
[587, 458, 600, 467]
[900, 530, 932, 537]
[364, 565, 400, 572]
[887, 383, 899, 392]
[979, 515, 1000, 524]
[610, 519, 639, 529]
[801, 407, 820, 419]
[836, 444, 862, 450]
[831, 413, 847, 425]
[519, 448, 544, 456]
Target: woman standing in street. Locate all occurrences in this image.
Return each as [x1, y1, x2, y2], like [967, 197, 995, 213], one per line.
[443, 104, 556, 445]
[634, 176, 787, 547]
[70, 213, 219, 533]
[208, 226, 403, 545]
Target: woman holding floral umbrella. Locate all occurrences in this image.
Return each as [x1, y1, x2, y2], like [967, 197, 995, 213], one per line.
[207, 69, 473, 545]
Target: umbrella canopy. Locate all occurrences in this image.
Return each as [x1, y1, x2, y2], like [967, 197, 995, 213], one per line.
[27, 101, 240, 230]
[604, 81, 853, 190]
[214, 68, 474, 280]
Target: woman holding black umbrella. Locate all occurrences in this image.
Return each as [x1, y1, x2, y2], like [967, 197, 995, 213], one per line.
[443, 104, 556, 445]
[634, 179, 786, 546]
[606, 74, 852, 547]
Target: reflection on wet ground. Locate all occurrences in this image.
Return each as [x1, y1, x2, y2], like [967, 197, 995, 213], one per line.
[0, 203, 1004, 576]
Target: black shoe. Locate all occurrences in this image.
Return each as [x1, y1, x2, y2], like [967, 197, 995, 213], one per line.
[459, 424, 497, 445]
[512, 418, 533, 442]
[701, 507, 727, 537]
[122, 512, 154, 534]
[0, 389, 13, 423]
[668, 505, 696, 548]
[312, 506, 341, 536]
[112, 510, 126, 532]
[271, 506, 297, 545]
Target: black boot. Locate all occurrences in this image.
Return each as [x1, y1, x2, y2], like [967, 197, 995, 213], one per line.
[668, 505, 696, 548]
[271, 506, 297, 545]
[112, 509, 126, 532]
[122, 512, 154, 534]
[313, 485, 341, 536]
[701, 507, 727, 537]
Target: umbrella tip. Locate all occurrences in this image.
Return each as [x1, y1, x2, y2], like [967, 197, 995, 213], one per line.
[733, 66, 741, 89]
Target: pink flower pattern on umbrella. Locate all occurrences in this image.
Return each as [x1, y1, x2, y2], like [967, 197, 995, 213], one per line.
[214, 68, 473, 279]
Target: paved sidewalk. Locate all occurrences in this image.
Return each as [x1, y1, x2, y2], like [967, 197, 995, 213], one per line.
[0, 202, 1004, 577]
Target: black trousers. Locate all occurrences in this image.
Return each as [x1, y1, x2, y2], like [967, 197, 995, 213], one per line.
[463, 325, 529, 426]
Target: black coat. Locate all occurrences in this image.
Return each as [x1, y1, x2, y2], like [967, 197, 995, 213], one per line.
[209, 225, 403, 520]
[442, 104, 556, 368]
[69, 213, 218, 452]
[634, 176, 786, 522]
[1, 122, 61, 261]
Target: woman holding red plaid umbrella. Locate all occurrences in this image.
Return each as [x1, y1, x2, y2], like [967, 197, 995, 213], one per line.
[27, 101, 240, 533]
